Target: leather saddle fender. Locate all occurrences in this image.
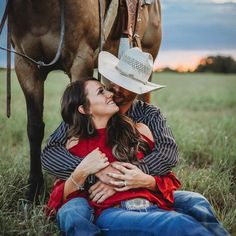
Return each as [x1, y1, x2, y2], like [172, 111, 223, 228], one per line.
[111, 0, 140, 40]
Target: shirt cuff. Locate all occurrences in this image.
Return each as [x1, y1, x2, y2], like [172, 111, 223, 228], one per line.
[86, 174, 96, 185]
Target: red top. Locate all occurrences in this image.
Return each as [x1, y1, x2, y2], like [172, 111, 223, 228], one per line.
[46, 128, 181, 217]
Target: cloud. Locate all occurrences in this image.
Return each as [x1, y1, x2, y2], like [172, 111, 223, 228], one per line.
[211, 0, 236, 3]
[161, 0, 236, 50]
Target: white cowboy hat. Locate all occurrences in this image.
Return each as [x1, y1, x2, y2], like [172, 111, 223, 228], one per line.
[98, 47, 165, 94]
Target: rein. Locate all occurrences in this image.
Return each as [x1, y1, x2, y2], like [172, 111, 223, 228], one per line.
[98, 0, 105, 82]
[0, 0, 11, 117]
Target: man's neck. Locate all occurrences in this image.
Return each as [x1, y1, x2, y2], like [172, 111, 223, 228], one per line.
[119, 101, 133, 114]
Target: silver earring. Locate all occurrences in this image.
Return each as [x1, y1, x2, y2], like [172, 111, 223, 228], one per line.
[87, 116, 94, 135]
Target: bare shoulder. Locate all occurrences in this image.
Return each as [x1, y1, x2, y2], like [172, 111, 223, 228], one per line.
[135, 123, 154, 142]
[66, 136, 79, 149]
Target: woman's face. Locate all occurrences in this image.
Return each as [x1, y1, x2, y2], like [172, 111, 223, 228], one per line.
[84, 80, 119, 120]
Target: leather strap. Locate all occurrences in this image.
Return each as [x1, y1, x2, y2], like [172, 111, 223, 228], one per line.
[7, 17, 11, 117]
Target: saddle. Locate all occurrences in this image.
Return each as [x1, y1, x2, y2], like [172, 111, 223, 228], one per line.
[111, 0, 141, 40]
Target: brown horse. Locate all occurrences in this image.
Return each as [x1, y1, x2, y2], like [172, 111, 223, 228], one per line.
[7, 0, 162, 200]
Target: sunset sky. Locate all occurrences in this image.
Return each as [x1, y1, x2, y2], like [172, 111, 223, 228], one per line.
[0, 0, 236, 70]
[154, 0, 236, 70]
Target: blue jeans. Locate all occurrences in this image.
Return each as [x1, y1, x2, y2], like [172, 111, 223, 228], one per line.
[57, 198, 101, 236]
[57, 191, 229, 236]
[173, 191, 229, 236]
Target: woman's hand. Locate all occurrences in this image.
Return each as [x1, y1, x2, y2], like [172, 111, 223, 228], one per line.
[95, 163, 122, 184]
[88, 181, 116, 203]
[75, 147, 109, 176]
[108, 162, 157, 192]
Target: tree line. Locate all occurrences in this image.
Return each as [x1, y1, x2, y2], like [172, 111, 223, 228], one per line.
[160, 55, 236, 73]
[195, 55, 236, 73]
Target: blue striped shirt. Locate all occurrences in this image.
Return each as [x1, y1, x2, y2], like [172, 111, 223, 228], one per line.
[41, 100, 179, 180]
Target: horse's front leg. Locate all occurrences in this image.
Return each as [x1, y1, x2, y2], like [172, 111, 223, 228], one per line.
[15, 56, 46, 201]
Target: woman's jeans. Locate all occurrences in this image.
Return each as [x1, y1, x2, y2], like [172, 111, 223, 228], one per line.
[57, 191, 230, 236]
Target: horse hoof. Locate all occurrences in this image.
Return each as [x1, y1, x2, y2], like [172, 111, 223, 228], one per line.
[25, 176, 44, 202]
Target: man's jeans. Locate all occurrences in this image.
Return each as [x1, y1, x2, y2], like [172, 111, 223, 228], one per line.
[57, 191, 230, 236]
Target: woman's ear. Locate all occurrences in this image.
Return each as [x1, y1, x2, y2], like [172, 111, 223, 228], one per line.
[78, 105, 86, 114]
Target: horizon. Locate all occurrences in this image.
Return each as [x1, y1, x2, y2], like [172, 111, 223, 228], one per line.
[154, 49, 236, 72]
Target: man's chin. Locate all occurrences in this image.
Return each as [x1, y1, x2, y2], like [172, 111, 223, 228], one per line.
[114, 97, 125, 106]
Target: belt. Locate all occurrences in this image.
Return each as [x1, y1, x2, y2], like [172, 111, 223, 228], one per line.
[114, 198, 154, 210]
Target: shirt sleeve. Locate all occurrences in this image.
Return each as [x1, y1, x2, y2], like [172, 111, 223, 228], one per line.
[131, 101, 179, 176]
[154, 172, 181, 196]
[41, 121, 95, 183]
[45, 180, 65, 217]
[153, 172, 181, 207]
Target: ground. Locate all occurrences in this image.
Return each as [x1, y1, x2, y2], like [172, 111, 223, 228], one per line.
[0, 70, 235, 235]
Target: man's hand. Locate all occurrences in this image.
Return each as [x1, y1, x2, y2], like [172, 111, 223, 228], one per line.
[95, 162, 122, 184]
[89, 181, 116, 203]
[107, 162, 156, 192]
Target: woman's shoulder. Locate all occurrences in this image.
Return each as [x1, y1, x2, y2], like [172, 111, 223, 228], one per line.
[66, 136, 80, 150]
[135, 123, 154, 142]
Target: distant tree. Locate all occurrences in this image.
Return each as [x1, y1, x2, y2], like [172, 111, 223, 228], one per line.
[161, 67, 177, 73]
[194, 55, 236, 73]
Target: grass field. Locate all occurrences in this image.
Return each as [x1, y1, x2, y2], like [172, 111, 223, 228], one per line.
[0, 70, 236, 235]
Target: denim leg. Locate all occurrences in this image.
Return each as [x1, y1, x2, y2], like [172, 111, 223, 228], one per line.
[96, 206, 215, 236]
[174, 191, 230, 236]
[57, 197, 101, 236]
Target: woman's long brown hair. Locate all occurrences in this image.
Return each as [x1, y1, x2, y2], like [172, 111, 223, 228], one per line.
[61, 78, 151, 165]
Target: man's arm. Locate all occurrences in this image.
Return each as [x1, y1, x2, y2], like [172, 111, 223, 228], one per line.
[129, 100, 179, 176]
[41, 122, 94, 183]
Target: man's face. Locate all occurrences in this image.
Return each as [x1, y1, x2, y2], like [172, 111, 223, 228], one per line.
[108, 82, 137, 106]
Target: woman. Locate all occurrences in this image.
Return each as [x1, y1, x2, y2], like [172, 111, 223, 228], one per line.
[46, 78, 216, 236]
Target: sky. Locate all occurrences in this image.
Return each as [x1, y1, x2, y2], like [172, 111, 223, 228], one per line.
[0, 0, 236, 70]
[156, 0, 236, 70]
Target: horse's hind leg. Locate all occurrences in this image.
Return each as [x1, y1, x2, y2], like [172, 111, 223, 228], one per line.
[15, 56, 45, 201]
[70, 43, 94, 81]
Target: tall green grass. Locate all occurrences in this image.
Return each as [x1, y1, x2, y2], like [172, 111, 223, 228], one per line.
[0, 71, 235, 235]
[152, 73, 236, 233]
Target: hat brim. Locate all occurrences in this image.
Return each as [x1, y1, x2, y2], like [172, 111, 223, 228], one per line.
[98, 51, 166, 95]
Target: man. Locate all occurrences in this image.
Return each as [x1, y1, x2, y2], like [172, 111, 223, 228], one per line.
[41, 48, 229, 236]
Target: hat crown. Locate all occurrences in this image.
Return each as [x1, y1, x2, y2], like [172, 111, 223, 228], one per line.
[98, 47, 165, 94]
[115, 47, 153, 84]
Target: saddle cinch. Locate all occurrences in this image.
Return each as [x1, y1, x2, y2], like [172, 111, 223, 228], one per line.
[109, 0, 153, 43]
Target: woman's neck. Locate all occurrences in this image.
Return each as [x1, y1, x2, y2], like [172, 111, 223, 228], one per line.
[93, 117, 109, 129]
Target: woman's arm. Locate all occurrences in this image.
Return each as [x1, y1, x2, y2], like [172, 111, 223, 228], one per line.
[63, 148, 109, 199]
